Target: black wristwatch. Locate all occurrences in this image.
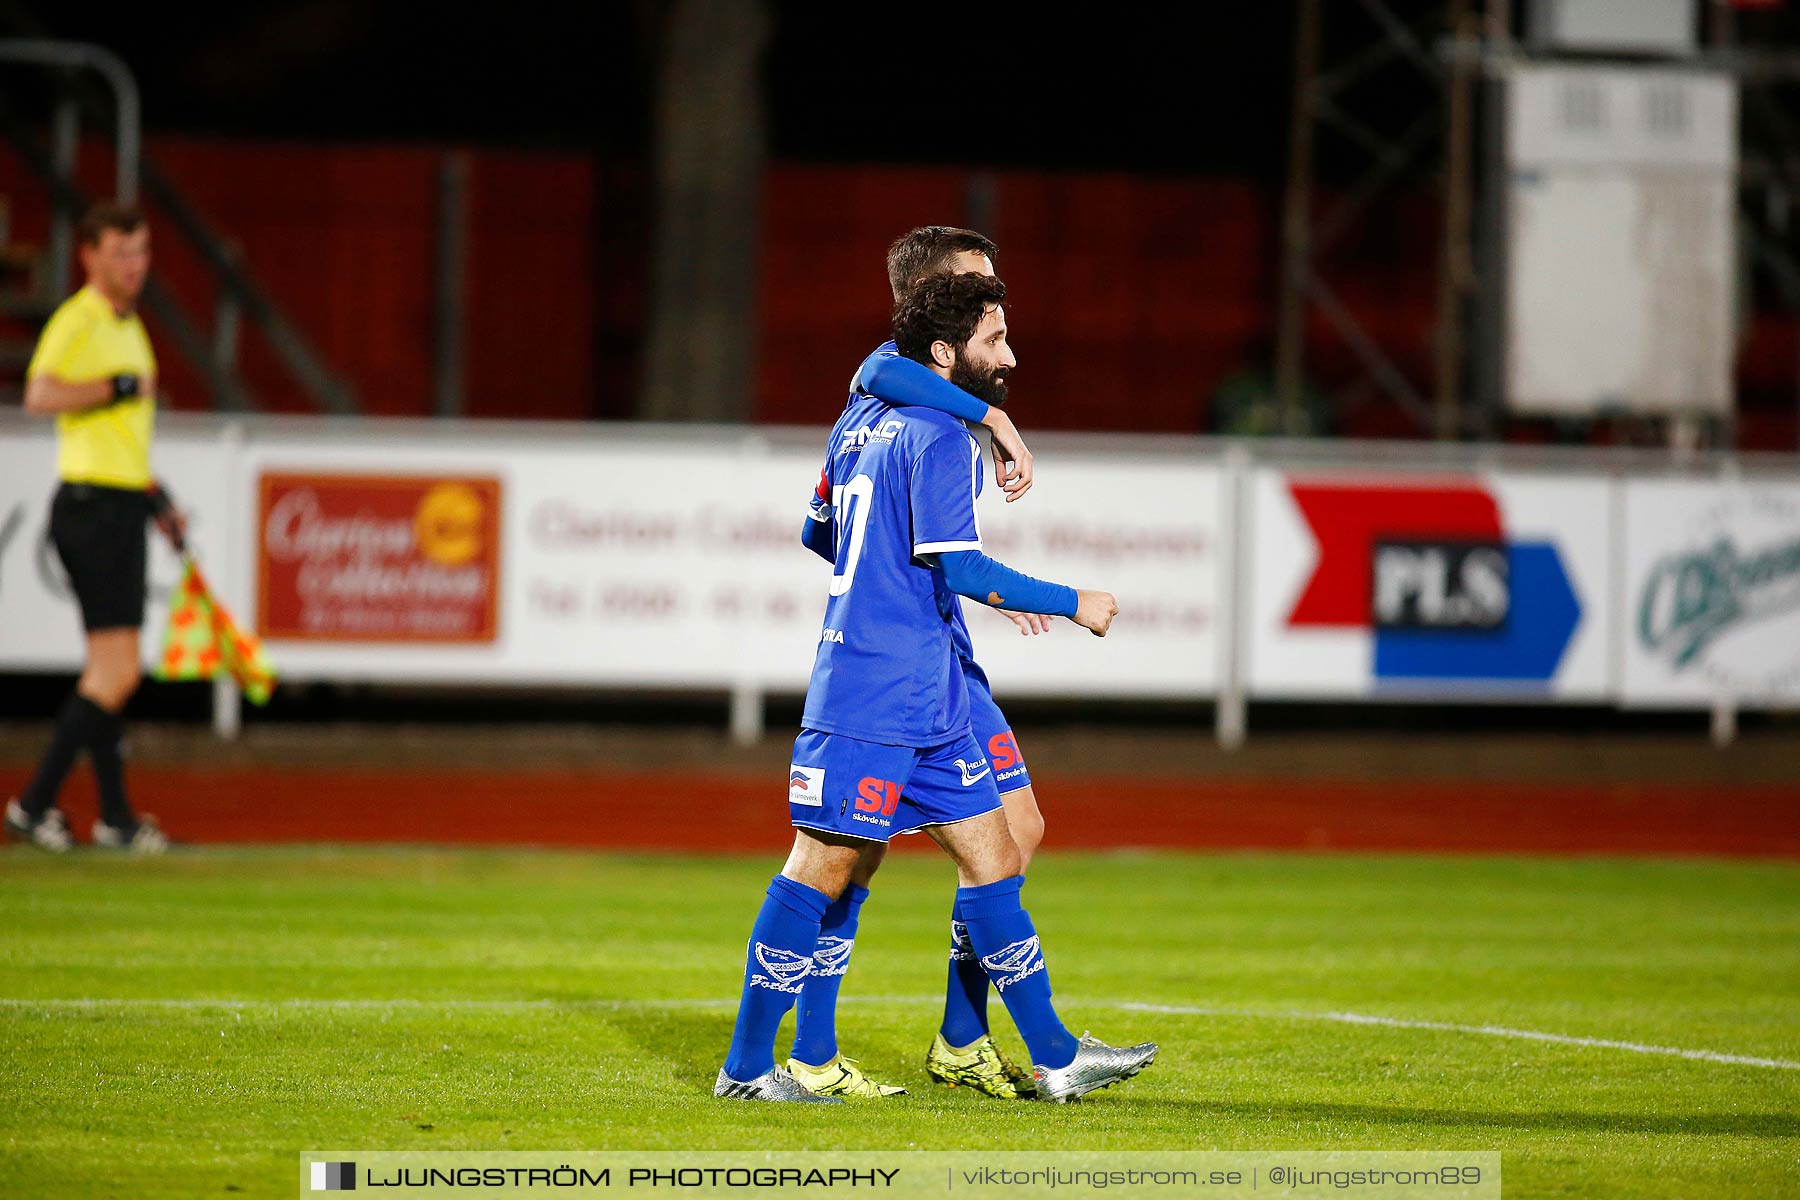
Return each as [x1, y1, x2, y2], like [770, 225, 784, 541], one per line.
[109, 373, 140, 403]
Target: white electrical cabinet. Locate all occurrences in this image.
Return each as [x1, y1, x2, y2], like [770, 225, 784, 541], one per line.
[1504, 64, 1737, 417]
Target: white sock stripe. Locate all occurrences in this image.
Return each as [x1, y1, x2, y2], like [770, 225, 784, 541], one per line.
[3, 995, 1791, 1072]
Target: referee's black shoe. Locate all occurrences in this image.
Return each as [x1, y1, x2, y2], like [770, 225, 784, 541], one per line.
[5, 799, 74, 853]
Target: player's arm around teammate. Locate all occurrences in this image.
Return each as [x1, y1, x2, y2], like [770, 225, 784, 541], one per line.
[5, 205, 169, 855]
[856, 226, 1034, 499]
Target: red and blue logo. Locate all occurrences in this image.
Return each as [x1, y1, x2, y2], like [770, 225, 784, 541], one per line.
[788, 771, 811, 790]
[1286, 480, 1582, 685]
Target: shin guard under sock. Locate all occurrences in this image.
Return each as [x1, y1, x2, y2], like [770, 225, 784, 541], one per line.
[938, 895, 991, 1047]
[790, 883, 870, 1066]
[723, 875, 831, 1082]
[956, 875, 1077, 1070]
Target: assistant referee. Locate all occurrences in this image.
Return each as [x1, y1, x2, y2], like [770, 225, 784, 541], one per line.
[5, 203, 172, 854]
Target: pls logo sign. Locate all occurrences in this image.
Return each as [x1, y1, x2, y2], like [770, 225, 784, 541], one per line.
[259, 473, 502, 643]
[1286, 480, 1581, 684]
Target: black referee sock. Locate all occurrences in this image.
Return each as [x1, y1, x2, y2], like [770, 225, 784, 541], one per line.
[18, 692, 107, 819]
[88, 707, 136, 830]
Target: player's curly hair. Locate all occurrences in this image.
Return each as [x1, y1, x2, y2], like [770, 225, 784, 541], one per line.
[892, 272, 1007, 366]
[885, 226, 997, 302]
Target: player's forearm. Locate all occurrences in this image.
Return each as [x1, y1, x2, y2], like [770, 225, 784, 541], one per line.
[860, 354, 991, 424]
[800, 514, 836, 564]
[937, 549, 1078, 617]
[23, 374, 113, 414]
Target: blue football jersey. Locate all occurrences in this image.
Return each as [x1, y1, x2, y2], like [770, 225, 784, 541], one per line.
[801, 389, 986, 746]
[851, 340, 982, 674]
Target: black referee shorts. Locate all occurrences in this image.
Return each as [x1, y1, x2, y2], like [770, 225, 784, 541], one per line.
[50, 482, 148, 632]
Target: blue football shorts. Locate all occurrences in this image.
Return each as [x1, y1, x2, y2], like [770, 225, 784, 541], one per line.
[963, 660, 1031, 796]
[788, 726, 1003, 843]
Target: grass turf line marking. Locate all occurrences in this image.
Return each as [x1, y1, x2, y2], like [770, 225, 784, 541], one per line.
[1117, 1002, 1800, 1071]
[5, 995, 1796, 1072]
[0, 997, 761, 1011]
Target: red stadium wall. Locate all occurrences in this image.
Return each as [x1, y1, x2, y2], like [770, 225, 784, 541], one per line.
[754, 167, 1281, 433]
[0, 136, 1792, 443]
[0, 136, 596, 419]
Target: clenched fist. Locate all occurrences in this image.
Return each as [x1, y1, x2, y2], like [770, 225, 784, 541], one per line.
[1071, 589, 1119, 637]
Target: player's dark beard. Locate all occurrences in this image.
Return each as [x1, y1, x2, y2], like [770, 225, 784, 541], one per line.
[950, 353, 1009, 408]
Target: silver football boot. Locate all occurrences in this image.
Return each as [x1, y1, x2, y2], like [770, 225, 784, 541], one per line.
[714, 1064, 845, 1103]
[1032, 1033, 1158, 1103]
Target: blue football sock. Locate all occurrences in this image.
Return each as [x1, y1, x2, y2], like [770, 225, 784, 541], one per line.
[790, 883, 870, 1067]
[956, 876, 1078, 1070]
[938, 896, 991, 1048]
[723, 874, 831, 1082]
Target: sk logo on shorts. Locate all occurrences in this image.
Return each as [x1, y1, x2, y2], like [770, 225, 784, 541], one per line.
[854, 777, 902, 818]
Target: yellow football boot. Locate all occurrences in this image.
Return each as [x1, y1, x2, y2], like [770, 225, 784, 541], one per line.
[924, 1032, 1036, 1099]
[785, 1054, 908, 1098]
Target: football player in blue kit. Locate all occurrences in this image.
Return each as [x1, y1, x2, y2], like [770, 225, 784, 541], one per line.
[715, 271, 1157, 1105]
[788, 224, 1065, 1101]
[785, 228, 1062, 1100]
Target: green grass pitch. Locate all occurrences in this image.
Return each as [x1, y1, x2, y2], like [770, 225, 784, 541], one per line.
[1, 847, 1796, 1198]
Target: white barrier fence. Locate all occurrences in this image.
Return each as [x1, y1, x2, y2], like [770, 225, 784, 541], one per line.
[2, 413, 1796, 743]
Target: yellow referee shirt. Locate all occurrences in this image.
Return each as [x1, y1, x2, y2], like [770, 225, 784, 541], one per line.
[26, 284, 157, 489]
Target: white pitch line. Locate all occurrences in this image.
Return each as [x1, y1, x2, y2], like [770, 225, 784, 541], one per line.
[1115, 1001, 1800, 1071]
[3, 995, 1795, 1072]
[0, 996, 756, 1011]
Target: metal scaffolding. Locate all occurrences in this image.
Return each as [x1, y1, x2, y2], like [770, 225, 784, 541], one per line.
[1275, 0, 1469, 440]
[1276, 0, 1800, 449]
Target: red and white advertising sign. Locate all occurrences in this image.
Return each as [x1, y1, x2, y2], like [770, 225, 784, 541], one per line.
[257, 473, 501, 643]
[237, 433, 1220, 694]
[1246, 469, 1613, 699]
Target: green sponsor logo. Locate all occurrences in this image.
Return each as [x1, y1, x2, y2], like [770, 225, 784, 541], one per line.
[1638, 534, 1800, 669]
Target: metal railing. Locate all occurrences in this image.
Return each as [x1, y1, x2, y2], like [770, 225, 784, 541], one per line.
[0, 37, 359, 415]
[0, 39, 134, 200]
